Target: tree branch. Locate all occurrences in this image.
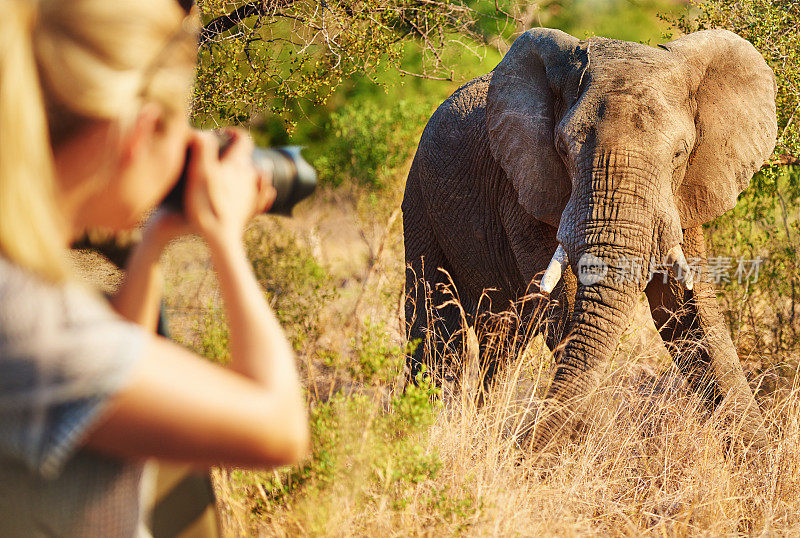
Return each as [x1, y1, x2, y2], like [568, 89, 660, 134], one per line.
[396, 67, 453, 81]
[768, 154, 800, 166]
[200, 1, 297, 45]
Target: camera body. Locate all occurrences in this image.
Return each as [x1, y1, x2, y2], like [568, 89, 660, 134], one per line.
[161, 138, 317, 216]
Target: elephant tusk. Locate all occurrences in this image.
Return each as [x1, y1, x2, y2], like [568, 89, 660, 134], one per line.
[665, 244, 694, 291]
[540, 244, 569, 294]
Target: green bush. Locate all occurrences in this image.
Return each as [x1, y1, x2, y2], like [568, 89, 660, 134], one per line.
[551, 0, 683, 43]
[224, 347, 475, 533]
[198, 275, 469, 532]
[671, 0, 800, 366]
[245, 225, 336, 352]
[705, 166, 800, 360]
[347, 319, 420, 385]
[673, 0, 799, 166]
[196, 301, 230, 365]
[314, 99, 435, 189]
[192, 224, 334, 365]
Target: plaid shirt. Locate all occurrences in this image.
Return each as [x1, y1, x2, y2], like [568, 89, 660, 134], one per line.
[0, 256, 146, 537]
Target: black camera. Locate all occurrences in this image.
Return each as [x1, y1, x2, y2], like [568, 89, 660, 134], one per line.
[161, 135, 317, 216]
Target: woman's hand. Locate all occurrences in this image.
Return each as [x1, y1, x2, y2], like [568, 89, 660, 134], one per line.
[140, 208, 192, 250]
[184, 129, 276, 247]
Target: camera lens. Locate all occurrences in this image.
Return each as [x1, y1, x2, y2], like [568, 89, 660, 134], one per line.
[255, 147, 317, 216]
[160, 136, 317, 216]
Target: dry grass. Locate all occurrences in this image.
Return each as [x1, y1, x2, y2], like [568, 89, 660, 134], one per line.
[209, 326, 800, 536]
[421, 350, 800, 536]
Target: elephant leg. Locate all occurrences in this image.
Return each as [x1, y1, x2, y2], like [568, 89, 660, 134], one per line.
[644, 226, 768, 448]
[404, 219, 468, 385]
[471, 268, 575, 394]
[460, 264, 577, 396]
[472, 305, 519, 389]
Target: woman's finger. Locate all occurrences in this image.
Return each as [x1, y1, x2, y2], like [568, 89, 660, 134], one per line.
[188, 131, 219, 180]
[255, 174, 277, 215]
[184, 131, 219, 224]
[219, 128, 255, 162]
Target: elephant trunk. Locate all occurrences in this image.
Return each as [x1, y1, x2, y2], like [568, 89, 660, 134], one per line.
[532, 245, 646, 450]
[531, 149, 672, 449]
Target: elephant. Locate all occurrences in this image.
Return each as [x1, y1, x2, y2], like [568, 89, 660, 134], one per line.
[402, 27, 777, 450]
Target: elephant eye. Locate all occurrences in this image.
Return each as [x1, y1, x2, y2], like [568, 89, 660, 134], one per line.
[673, 140, 691, 161]
[555, 136, 569, 160]
[673, 143, 690, 163]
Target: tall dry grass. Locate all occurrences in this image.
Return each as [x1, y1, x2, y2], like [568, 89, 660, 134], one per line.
[427, 347, 800, 535]
[390, 288, 800, 536]
[207, 258, 800, 535]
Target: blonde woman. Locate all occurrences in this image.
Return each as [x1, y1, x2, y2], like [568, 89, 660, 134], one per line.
[0, 0, 309, 535]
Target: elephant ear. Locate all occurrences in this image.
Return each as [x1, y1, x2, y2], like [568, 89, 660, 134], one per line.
[486, 28, 580, 228]
[663, 29, 777, 229]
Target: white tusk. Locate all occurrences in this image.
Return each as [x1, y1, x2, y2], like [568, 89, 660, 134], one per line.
[665, 244, 694, 290]
[540, 244, 569, 294]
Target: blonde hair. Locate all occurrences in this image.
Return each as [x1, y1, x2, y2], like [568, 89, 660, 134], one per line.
[0, 0, 196, 281]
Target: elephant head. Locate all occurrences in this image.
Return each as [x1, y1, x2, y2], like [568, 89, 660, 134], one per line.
[485, 28, 777, 446]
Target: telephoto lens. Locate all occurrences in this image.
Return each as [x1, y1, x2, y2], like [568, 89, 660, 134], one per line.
[161, 134, 317, 216]
[253, 146, 317, 216]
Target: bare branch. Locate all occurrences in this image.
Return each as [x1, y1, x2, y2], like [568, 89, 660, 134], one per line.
[767, 154, 800, 166]
[396, 67, 453, 81]
[194, 0, 516, 123]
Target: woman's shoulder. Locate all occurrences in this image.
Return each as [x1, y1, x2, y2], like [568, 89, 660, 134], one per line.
[0, 254, 147, 398]
[0, 255, 114, 336]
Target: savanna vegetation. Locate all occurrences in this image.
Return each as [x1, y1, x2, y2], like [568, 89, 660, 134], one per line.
[145, 0, 800, 534]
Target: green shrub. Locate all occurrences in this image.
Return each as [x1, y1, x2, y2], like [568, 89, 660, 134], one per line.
[192, 225, 334, 364]
[196, 301, 230, 365]
[211, 303, 472, 531]
[551, 0, 683, 43]
[348, 319, 418, 385]
[672, 0, 800, 366]
[245, 225, 336, 352]
[673, 0, 800, 165]
[225, 361, 475, 533]
[705, 166, 800, 360]
[314, 99, 434, 189]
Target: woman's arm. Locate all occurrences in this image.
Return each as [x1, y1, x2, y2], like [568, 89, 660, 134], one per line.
[84, 130, 309, 468]
[109, 213, 178, 332]
[85, 324, 308, 467]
